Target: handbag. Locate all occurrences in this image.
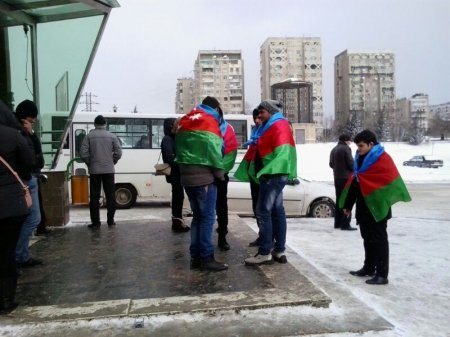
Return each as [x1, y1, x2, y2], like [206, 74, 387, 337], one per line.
[0, 155, 32, 219]
[154, 152, 171, 176]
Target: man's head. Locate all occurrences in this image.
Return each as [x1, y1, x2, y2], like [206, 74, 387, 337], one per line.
[257, 100, 282, 123]
[202, 96, 221, 110]
[94, 115, 106, 126]
[338, 134, 351, 144]
[252, 108, 262, 126]
[353, 130, 378, 155]
[16, 99, 38, 123]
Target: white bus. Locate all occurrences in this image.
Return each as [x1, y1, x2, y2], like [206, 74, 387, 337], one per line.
[56, 111, 254, 208]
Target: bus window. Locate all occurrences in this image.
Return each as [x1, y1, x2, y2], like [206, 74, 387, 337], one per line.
[151, 119, 165, 149]
[227, 119, 248, 148]
[74, 129, 86, 156]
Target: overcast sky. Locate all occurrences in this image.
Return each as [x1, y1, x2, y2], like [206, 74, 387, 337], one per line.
[82, 0, 450, 117]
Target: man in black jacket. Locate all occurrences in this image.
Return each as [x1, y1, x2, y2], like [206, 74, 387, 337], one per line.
[329, 134, 356, 230]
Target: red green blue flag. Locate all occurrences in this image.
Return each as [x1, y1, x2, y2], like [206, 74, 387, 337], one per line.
[175, 105, 224, 170]
[339, 144, 411, 222]
[221, 122, 238, 173]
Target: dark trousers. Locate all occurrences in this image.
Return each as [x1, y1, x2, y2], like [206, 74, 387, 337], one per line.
[334, 178, 351, 228]
[216, 174, 229, 236]
[171, 181, 184, 219]
[89, 173, 116, 225]
[0, 217, 23, 302]
[359, 218, 389, 278]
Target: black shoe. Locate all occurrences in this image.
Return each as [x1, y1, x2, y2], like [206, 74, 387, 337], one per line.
[200, 256, 228, 272]
[0, 299, 19, 315]
[107, 222, 116, 227]
[88, 223, 101, 229]
[36, 228, 51, 235]
[341, 226, 357, 231]
[248, 238, 260, 247]
[334, 224, 341, 229]
[272, 251, 288, 264]
[190, 257, 201, 269]
[349, 268, 375, 277]
[218, 235, 230, 251]
[366, 275, 389, 285]
[18, 258, 43, 268]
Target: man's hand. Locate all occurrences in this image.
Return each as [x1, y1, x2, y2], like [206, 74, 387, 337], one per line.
[342, 209, 351, 217]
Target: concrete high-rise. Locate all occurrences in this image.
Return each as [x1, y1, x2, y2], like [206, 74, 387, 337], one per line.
[260, 37, 323, 131]
[194, 50, 244, 114]
[175, 78, 195, 114]
[334, 50, 396, 138]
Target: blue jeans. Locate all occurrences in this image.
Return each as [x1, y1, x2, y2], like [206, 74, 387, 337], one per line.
[185, 184, 217, 259]
[256, 175, 288, 255]
[16, 176, 41, 263]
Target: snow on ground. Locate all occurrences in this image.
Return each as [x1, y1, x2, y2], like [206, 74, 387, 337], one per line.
[298, 140, 450, 183]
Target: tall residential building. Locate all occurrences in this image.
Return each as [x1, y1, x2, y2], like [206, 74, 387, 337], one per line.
[334, 50, 396, 139]
[175, 77, 195, 114]
[430, 102, 450, 120]
[260, 37, 323, 130]
[410, 93, 430, 132]
[194, 50, 245, 114]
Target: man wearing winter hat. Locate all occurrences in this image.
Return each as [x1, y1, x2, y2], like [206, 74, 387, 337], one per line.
[235, 100, 297, 265]
[15, 100, 45, 267]
[79, 115, 122, 229]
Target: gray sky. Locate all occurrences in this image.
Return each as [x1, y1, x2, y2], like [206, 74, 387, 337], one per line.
[83, 0, 450, 117]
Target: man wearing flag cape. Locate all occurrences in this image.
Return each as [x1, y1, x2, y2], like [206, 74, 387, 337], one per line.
[175, 96, 228, 272]
[340, 130, 411, 285]
[235, 100, 297, 265]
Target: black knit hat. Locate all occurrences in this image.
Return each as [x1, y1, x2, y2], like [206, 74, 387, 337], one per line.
[16, 99, 38, 119]
[202, 96, 220, 110]
[94, 115, 106, 125]
[257, 100, 283, 114]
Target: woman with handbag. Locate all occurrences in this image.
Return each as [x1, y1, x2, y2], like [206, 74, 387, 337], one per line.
[161, 118, 190, 232]
[0, 100, 33, 315]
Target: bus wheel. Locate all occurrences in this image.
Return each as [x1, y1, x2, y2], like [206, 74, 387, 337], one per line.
[115, 184, 137, 209]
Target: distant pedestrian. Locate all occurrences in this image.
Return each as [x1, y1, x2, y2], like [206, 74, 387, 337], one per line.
[161, 117, 189, 232]
[215, 107, 238, 251]
[14, 100, 45, 267]
[235, 100, 297, 265]
[340, 130, 411, 285]
[329, 134, 356, 230]
[0, 100, 33, 314]
[176, 96, 227, 271]
[79, 115, 122, 229]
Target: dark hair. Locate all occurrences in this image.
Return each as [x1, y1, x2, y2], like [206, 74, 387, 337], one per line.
[94, 115, 106, 125]
[16, 99, 38, 119]
[201, 96, 220, 110]
[338, 134, 351, 142]
[353, 129, 378, 145]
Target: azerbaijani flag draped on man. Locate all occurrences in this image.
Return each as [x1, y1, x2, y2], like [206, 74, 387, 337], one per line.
[339, 144, 411, 222]
[221, 121, 238, 173]
[234, 112, 297, 182]
[175, 104, 224, 169]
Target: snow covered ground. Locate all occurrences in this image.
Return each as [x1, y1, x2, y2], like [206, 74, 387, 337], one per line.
[1, 141, 449, 337]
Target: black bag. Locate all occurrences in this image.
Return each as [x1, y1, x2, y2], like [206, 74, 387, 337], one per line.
[0, 182, 30, 219]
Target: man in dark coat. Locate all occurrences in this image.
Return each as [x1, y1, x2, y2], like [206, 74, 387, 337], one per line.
[329, 134, 356, 230]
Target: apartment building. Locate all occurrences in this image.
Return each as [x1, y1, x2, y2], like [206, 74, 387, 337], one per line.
[334, 50, 396, 138]
[175, 77, 195, 114]
[260, 37, 323, 130]
[194, 50, 244, 114]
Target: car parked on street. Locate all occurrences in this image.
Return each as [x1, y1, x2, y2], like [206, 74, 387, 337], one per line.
[403, 155, 444, 168]
[226, 174, 336, 217]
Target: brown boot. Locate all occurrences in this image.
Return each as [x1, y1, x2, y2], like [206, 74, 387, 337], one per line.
[172, 218, 190, 232]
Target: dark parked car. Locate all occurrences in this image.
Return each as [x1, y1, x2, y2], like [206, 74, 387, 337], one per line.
[403, 156, 444, 168]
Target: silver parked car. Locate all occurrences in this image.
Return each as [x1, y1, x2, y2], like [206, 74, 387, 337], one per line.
[226, 173, 336, 218]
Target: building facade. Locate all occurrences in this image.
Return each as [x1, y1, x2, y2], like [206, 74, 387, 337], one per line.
[175, 77, 195, 114]
[260, 37, 323, 132]
[194, 50, 244, 114]
[430, 101, 450, 120]
[334, 50, 396, 139]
